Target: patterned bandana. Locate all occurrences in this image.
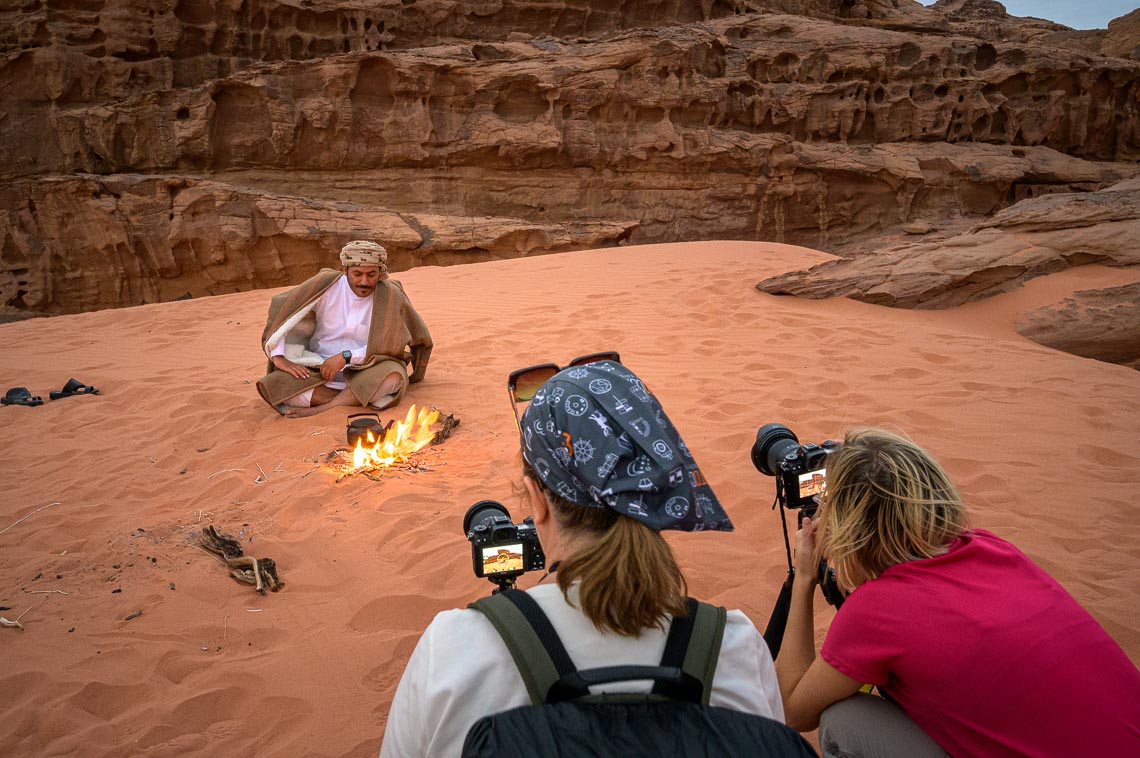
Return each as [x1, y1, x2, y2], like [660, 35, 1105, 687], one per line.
[520, 361, 733, 532]
[340, 240, 388, 272]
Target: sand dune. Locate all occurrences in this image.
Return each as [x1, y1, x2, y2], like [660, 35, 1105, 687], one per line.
[1, 242, 1137, 755]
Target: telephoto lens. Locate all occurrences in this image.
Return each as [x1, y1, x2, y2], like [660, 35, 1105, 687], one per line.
[751, 423, 800, 476]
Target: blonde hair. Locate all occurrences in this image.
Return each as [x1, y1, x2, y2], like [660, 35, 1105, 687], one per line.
[817, 428, 969, 592]
[522, 463, 688, 636]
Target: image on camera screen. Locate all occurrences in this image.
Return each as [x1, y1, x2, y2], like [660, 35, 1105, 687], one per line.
[481, 544, 525, 575]
[798, 469, 827, 498]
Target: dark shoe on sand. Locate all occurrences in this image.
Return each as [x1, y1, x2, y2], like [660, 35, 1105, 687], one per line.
[49, 378, 100, 400]
[2, 387, 44, 406]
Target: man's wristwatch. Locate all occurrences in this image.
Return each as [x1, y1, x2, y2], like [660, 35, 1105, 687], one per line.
[341, 350, 352, 364]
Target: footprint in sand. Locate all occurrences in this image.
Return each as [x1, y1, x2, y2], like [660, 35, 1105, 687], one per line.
[67, 680, 153, 722]
[155, 650, 202, 685]
[912, 349, 955, 365]
[1075, 445, 1139, 474]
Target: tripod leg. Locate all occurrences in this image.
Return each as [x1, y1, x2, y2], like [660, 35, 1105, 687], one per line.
[763, 571, 795, 660]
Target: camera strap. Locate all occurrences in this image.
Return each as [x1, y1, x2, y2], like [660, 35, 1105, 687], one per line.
[534, 560, 561, 585]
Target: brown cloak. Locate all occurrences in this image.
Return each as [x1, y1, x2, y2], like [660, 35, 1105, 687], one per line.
[256, 269, 433, 413]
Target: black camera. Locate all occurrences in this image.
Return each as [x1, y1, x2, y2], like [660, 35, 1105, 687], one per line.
[464, 500, 545, 592]
[752, 423, 845, 610]
[752, 423, 840, 511]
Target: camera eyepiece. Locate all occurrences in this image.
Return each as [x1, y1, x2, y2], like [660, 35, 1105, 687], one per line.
[751, 423, 800, 477]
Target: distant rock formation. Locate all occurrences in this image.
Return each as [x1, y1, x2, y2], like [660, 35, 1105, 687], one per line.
[1016, 282, 1140, 369]
[756, 178, 1140, 307]
[1102, 9, 1140, 60]
[1, 0, 1138, 321]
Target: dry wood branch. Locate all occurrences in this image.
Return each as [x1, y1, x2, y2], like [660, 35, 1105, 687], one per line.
[2, 596, 49, 630]
[200, 526, 283, 594]
[201, 525, 243, 559]
[0, 502, 61, 536]
[19, 598, 46, 622]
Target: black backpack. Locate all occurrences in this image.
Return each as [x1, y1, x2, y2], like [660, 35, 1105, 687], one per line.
[462, 589, 818, 757]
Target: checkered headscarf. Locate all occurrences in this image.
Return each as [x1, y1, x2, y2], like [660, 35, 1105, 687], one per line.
[340, 240, 388, 273]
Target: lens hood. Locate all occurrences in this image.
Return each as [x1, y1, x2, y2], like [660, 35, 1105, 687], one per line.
[463, 500, 511, 535]
[751, 423, 800, 476]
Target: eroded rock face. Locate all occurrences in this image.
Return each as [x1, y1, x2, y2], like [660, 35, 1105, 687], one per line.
[0, 0, 761, 105]
[7, 14, 1137, 180]
[930, 0, 1068, 43]
[1102, 9, 1140, 60]
[0, 175, 633, 316]
[1016, 283, 1140, 369]
[1, 1, 1138, 319]
[755, 179, 1140, 309]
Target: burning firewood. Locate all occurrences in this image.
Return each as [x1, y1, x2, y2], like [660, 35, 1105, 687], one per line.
[200, 525, 284, 594]
[430, 410, 460, 445]
[326, 404, 460, 480]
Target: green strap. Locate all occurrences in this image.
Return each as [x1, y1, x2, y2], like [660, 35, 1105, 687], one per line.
[469, 594, 560, 706]
[472, 595, 727, 707]
[681, 602, 727, 706]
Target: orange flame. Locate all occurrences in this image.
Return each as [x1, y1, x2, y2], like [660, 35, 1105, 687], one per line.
[352, 404, 440, 470]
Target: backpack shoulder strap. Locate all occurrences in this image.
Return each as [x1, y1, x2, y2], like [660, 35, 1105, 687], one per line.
[468, 589, 576, 705]
[654, 598, 727, 705]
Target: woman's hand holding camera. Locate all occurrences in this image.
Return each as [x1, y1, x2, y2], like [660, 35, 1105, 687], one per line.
[794, 516, 820, 586]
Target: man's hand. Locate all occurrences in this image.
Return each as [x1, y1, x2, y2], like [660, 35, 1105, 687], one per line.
[320, 353, 348, 382]
[272, 355, 312, 380]
[794, 515, 821, 583]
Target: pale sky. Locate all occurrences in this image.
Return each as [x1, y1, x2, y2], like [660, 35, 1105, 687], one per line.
[919, 1, 1138, 30]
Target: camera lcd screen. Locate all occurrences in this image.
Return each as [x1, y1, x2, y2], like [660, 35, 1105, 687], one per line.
[481, 544, 525, 575]
[797, 468, 827, 499]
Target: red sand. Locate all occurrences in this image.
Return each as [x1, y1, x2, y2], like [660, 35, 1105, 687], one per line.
[1, 242, 1137, 755]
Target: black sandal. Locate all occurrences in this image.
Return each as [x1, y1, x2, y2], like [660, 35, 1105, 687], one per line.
[49, 378, 101, 400]
[2, 387, 44, 407]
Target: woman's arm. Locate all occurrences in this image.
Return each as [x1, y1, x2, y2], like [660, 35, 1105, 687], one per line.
[775, 517, 862, 731]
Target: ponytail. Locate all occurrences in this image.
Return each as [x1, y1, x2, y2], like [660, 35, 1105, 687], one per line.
[557, 513, 689, 636]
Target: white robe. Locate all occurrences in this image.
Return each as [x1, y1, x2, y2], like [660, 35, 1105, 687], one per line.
[270, 276, 373, 390]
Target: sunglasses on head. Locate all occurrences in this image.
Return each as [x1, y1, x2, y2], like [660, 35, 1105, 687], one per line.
[508, 351, 621, 428]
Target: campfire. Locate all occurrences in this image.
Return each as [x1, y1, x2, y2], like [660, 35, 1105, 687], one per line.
[325, 404, 459, 480]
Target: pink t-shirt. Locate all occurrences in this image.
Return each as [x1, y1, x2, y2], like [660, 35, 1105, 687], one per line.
[821, 529, 1140, 757]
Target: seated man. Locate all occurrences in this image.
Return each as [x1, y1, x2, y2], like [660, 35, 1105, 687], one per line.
[256, 240, 432, 418]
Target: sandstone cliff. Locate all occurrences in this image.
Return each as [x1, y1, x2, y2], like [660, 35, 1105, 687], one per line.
[0, 173, 633, 314]
[2, 0, 1138, 328]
